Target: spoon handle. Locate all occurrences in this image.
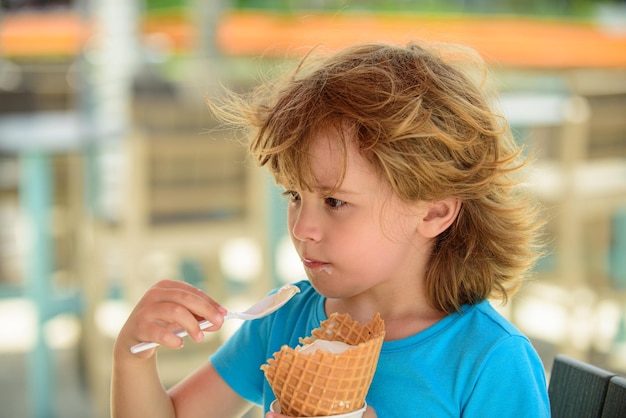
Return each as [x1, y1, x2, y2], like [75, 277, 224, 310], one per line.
[130, 319, 214, 354]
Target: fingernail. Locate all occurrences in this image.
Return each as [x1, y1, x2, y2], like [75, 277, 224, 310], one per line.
[196, 331, 204, 341]
[178, 340, 185, 349]
[218, 306, 228, 315]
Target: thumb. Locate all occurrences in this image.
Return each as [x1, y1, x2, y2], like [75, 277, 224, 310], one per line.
[363, 405, 378, 418]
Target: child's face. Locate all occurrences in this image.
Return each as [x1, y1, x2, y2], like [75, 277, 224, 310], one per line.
[285, 131, 433, 299]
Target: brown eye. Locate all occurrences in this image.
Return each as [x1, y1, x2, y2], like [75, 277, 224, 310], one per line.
[282, 190, 300, 202]
[325, 197, 346, 209]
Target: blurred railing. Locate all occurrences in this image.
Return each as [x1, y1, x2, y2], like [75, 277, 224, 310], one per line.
[0, 3, 625, 418]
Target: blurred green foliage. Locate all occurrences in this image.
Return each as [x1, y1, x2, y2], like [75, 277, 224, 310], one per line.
[228, 0, 622, 18]
[0, 0, 621, 17]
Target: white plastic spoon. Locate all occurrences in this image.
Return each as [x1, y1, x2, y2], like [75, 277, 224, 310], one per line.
[130, 283, 300, 354]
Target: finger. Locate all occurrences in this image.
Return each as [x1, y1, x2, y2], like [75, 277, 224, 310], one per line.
[140, 320, 187, 349]
[128, 280, 226, 351]
[152, 280, 227, 324]
[151, 280, 227, 317]
[148, 286, 226, 333]
[131, 299, 206, 348]
[155, 301, 214, 342]
[129, 304, 194, 349]
[364, 405, 378, 418]
[266, 413, 290, 418]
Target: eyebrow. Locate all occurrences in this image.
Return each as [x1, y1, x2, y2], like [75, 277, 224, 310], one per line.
[314, 185, 359, 196]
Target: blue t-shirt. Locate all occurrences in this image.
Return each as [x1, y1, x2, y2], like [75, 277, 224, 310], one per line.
[210, 280, 550, 417]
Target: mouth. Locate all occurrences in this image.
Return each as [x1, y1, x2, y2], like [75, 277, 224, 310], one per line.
[301, 257, 332, 273]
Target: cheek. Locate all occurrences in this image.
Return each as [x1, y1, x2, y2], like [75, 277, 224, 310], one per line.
[385, 214, 419, 243]
[286, 207, 294, 231]
[380, 198, 424, 241]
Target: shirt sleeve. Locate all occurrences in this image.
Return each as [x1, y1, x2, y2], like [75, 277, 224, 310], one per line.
[462, 335, 551, 417]
[209, 281, 320, 409]
[210, 315, 271, 405]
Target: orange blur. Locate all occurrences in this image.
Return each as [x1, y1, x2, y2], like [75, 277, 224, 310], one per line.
[1, 10, 625, 68]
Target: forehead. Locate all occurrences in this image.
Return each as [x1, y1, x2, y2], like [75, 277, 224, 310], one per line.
[308, 131, 346, 179]
[305, 130, 382, 194]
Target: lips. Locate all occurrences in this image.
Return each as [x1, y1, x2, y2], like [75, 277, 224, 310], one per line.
[302, 257, 329, 270]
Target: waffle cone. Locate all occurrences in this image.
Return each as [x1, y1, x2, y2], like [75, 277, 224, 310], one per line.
[262, 313, 385, 417]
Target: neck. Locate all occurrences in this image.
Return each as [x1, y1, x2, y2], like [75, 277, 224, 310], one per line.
[325, 281, 447, 341]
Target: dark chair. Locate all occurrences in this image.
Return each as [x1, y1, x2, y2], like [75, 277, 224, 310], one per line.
[601, 375, 626, 418]
[548, 354, 615, 418]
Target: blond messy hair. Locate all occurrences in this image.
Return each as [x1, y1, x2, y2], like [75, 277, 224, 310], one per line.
[211, 41, 544, 313]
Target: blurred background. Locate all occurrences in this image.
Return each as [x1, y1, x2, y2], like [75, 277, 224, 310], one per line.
[0, 0, 625, 417]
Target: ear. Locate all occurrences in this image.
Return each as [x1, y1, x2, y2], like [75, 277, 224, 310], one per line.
[418, 198, 461, 238]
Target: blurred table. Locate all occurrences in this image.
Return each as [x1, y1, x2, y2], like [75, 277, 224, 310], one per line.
[0, 110, 120, 418]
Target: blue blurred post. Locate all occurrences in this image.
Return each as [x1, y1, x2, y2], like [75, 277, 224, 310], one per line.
[20, 151, 54, 418]
[610, 207, 626, 289]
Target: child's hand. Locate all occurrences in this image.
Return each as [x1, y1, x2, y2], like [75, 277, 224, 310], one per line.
[265, 406, 378, 418]
[363, 407, 378, 418]
[115, 279, 227, 358]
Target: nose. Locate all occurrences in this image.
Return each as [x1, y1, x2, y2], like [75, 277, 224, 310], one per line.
[289, 203, 322, 243]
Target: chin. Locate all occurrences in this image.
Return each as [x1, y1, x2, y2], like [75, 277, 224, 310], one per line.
[306, 274, 334, 296]
[307, 276, 358, 300]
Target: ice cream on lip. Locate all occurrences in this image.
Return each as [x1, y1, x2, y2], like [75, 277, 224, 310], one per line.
[302, 257, 326, 267]
[302, 257, 333, 275]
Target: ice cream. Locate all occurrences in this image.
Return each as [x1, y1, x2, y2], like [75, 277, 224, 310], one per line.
[261, 312, 385, 417]
[296, 339, 356, 355]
